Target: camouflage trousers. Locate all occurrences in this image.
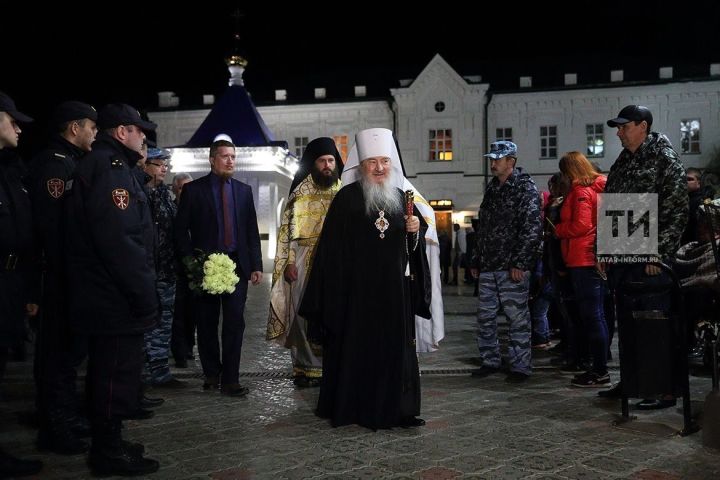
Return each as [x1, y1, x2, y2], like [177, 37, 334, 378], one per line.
[144, 280, 176, 384]
[476, 271, 532, 375]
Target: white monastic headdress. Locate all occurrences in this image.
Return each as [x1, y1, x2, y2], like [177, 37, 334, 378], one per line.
[341, 128, 405, 190]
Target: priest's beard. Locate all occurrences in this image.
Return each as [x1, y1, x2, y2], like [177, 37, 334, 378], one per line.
[310, 165, 338, 189]
[360, 174, 402, 217]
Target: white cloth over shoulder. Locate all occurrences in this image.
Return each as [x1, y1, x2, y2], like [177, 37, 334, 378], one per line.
[341, 129, 445, 352]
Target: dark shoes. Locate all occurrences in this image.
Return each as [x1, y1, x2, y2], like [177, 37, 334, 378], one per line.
[471, 366, 500, 378]
[293, 376, 321, 388]
[152, 378, 186, 390]
[203, 376, 220, 391]
[37, 410, 90, 455]
[88, 442, 159, 476]
[399, 416, 426, 428]
[505, 371, 530, 384]
[570, 371, 611, 388]
[0, 449, 43, 477]
[635, 398, 677, 410]
[598, 382, 623, 398]
[140, 394, 165, 409]
[221, 383, 249, 397]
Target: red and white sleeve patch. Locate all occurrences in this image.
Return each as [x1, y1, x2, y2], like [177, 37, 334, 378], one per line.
[112, 188, 130, 210]
[46, 178, 65, 199]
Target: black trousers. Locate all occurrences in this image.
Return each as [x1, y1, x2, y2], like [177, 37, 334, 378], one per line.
[86, 334, 143, 421]
[34, 273, 87, 422]
[171, 276, 195, 361]
[194, 272, 249, 386]
[0, 270, 28, 350]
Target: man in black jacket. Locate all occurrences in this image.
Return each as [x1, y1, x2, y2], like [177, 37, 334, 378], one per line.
[27, 101, 97, 455]
[64, 103, 160, 476]
[0, 91, 43, 478]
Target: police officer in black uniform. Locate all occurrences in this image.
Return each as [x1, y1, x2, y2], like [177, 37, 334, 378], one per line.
[27, 101, 97, 454]
[0, 91, 43, 478]
[64, 103, 160, 476]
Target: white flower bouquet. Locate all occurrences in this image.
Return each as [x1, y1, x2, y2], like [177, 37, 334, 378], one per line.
[183, 250, 240, 295]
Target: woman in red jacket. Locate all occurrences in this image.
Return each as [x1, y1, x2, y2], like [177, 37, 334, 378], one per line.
[554, 152, 609, 388]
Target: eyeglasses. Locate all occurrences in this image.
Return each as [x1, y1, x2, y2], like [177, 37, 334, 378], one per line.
[687, 176, 698, 181]
[147, 162, 169, 169]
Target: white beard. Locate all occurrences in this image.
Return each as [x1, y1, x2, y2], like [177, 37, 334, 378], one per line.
[360, 174, 402, 217]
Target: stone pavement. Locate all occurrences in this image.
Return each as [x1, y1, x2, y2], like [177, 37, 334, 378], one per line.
[1, 279, 719, 479]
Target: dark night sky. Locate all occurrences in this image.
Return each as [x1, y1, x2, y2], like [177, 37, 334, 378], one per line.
[3, 1, 720, 153]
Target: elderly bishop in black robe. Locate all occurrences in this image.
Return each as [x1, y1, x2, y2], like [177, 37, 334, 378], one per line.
[299, 128, 431, 430]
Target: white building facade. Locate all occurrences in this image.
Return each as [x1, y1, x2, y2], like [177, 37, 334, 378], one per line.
[149, 54, 720, 241]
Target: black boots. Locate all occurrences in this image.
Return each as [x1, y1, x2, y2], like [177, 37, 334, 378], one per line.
[37, 409, 89, 455]
[0, 448, 42, 478]
[88, 418, 159, 476]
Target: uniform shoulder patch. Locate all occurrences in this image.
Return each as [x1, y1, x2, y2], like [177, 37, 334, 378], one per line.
[111, 158, 124, 168]
[47, 178, 65, 199]
[112, 188, 130, 210]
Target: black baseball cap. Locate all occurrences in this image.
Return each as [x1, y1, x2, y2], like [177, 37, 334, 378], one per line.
[52, 101, 97, 126]
[97, 103, 157, 131]
[607, 105, 653, 128]
[0, 91, 33, 123]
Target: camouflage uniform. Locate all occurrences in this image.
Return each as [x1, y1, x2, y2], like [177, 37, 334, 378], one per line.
[144, 183, 177, 384]
[604, 132, 687, 260]
[605, 132, 687, 397]
[473, 167, 542, 375]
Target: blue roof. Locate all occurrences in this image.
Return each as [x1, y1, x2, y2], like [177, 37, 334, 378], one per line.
[185, 85, 276, 147]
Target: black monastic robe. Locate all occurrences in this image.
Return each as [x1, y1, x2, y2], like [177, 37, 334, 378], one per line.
[299, 182, 431, 430]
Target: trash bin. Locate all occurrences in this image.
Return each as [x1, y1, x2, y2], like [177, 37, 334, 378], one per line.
[614, 263, 698, 435]
[617, 308, 683, 399]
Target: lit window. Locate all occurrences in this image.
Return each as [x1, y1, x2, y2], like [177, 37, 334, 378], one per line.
[332, 135, 348, 161]
[586, 124, 604, 157]
[680, 119, 701, 154]
[429, 129, 453, 161]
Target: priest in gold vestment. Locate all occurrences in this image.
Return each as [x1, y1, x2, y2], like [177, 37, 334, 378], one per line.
[266, 138, 343, 387]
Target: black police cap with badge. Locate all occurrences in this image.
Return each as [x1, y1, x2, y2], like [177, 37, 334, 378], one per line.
[51, 101, 98, 126]
[97, 103, 157, 131]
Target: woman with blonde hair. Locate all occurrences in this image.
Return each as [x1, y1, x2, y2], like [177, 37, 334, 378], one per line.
[554, 152, 609, 387]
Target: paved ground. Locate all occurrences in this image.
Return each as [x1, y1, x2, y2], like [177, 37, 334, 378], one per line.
[2, 279, 719, 479]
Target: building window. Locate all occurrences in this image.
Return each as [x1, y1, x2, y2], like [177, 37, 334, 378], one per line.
[434, 101, 445, 112]
[294, 137, 308, 157]
[540, 126, 557, 159]
[586, 124, 604, 157]
[333, 135, 348, 161]
[680, 119, 701, 154]
[429, 129, 453, 161]
[496, 128, 512, 142]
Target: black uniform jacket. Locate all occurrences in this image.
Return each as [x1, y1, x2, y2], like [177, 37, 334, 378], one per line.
[64, 133, 158, 335]
[27, 136, 84, 272]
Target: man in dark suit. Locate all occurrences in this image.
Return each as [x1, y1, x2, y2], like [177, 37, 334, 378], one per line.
[175, 139, 263, 397]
